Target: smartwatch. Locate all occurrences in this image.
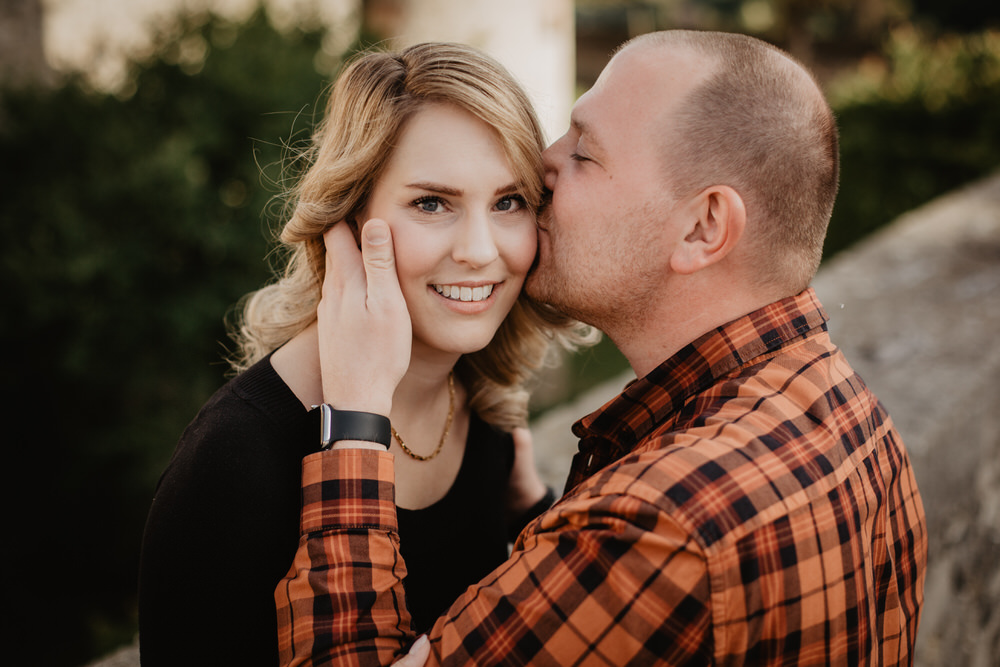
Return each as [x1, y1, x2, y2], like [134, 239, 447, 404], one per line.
[313, 404, 391, 450]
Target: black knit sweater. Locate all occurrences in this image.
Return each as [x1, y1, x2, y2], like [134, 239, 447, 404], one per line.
[138, 355, 529, 666]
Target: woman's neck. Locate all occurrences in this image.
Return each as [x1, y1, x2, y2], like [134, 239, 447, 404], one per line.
[271, 320, 461, 418]
[390, 343, 462, 428]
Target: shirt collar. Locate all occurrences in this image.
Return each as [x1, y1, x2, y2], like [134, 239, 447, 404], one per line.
[566, 289, 829, 487]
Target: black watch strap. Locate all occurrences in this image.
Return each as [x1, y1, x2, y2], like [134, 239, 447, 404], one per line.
[313, 404, 391, 450]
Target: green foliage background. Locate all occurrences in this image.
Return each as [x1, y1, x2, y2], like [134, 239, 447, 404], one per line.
[0, 10, 330, 665]
[1, 4, 998, 665]
[826, 26, 1000, 255]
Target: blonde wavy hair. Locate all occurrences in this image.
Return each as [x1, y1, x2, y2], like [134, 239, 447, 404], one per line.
[229, 42, 594, 430]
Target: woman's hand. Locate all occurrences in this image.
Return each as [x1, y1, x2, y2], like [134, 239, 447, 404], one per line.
[318, 220, 411, 417]
[506, 427, 550, 516]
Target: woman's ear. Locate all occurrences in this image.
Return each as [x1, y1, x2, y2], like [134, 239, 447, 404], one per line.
[669, 185, 746, 275]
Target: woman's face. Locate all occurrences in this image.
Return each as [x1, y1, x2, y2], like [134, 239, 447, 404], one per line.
[360, 102, 537, 359]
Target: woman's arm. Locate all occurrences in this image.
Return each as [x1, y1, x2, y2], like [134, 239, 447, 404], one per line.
[140, 401, 302, 666]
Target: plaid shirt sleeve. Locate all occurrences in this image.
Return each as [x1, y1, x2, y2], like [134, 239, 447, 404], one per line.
[275, 449, 719, 665]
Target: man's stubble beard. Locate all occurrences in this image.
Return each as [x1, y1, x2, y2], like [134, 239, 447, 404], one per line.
[525, 262, 589, 324]
[526, 239, 624, 334]
[527, 226, 663, 339]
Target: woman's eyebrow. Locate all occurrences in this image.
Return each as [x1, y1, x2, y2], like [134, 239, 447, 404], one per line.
[494, 183, 522, 196]
[405, 181, 462, 196]
[406, 182, 523, 197]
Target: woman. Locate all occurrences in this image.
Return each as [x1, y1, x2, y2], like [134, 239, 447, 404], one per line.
[138, 42, 591, 666]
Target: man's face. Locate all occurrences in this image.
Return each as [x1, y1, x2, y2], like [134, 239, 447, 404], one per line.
[526, 45, 698, 332]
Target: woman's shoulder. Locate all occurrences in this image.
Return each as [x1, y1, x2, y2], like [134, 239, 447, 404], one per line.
[192, 355, 304, 432]
[162, 355, 314, 482]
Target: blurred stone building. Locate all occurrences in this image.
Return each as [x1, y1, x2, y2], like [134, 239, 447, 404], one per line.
[0, 0, 54, 88]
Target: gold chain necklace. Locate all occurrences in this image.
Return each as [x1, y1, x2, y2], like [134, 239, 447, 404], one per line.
[391, 371, 455, 462]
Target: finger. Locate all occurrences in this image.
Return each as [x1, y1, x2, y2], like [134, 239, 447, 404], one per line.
[512, 426, 533, 451]
[323, 221, 364, 291]
[391, 635, 430, 667]
[359, 219, 402, 307]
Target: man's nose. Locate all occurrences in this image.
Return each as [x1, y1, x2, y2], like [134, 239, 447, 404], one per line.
[543, 165, 557, 192]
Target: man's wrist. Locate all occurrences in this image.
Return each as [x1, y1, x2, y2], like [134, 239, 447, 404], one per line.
[328, 440, 389, 452]
[321, 389, 393, 419]
[313, 405, 391, 450]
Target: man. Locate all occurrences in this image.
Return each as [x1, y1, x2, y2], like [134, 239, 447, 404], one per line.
[276, 30, 927, 665]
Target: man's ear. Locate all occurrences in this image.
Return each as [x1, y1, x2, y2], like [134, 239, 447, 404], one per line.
[669, 185, 746, 275]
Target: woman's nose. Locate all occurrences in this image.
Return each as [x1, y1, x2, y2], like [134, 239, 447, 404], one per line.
[452, 213, 500, 268]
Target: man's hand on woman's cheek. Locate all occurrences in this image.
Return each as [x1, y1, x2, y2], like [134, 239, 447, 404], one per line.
[318, 220, 412, 416]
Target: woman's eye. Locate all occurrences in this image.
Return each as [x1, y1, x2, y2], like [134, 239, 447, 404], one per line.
[495, 194, 527, 212]
[569, 153, 590, 163]
[413, 196, 445, 213]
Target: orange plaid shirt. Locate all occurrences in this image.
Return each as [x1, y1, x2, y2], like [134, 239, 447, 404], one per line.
[276, 289, 927, 665]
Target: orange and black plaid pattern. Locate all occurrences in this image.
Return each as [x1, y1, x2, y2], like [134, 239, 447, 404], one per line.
[276, 289, 927, 665]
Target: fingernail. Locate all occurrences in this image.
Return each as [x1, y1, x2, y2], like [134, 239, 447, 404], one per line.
[365, 222, 389, 245]
[412, 635, 428, 651]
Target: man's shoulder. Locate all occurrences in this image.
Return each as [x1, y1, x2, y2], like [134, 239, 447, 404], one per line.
[567, 321, 894, 548]
[583, 409, 872, 550]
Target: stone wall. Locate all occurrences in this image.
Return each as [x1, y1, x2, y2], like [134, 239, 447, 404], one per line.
[0, 0, 54, 88]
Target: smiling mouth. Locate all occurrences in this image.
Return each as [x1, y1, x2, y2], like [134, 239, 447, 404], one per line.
[433, 284, 496, 302]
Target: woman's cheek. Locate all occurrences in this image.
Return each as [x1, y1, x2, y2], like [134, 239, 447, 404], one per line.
[506, 220, 540, 277]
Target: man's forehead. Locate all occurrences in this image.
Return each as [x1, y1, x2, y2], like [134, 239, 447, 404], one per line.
[580, 45, 704, 134]
[567, 59, 643, 156]
[569, 107, 591, 138]
[569, 88, 604, 140]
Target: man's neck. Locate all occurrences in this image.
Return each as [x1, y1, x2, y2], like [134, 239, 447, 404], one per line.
[610, 282, 792, 378]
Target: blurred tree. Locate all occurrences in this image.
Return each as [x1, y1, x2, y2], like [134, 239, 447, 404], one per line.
[0, 8, 332, 665]
[910, 0, 1000, 33]
[826, 26, 1000, 255]
[763, 0, 906, 71]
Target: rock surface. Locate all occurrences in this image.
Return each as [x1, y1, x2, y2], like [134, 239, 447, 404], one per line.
[92, 173, 1000, 665]
[811, 173, 1000, 667]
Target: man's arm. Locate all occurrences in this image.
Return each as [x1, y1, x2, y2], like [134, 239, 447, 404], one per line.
[276, 450, 412, 666]
[276, 448, 713, 666]
[277, 220, 711, 664]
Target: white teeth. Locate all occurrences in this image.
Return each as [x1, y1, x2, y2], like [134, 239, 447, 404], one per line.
[434, 284, 495, 302]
